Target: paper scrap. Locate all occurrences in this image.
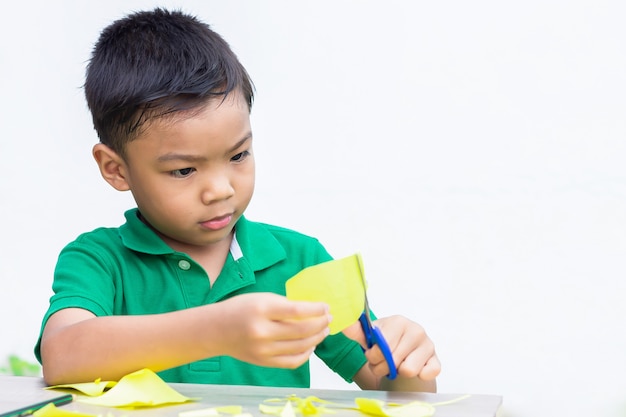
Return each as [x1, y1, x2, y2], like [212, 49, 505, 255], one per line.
[260, 395, 336, 416]
[214, 406, 244, 415]
[286, 254, 365, 334]
[259, 394, 470, 417]
[279, 400, 294, 417]
[33, 403, 96, 417]
[76, 368, 193, 408]
[355, 398, 435, 417]
[47, 378, 117, 396]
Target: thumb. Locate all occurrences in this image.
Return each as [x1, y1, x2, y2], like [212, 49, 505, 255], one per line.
[342, 321, 367, 348]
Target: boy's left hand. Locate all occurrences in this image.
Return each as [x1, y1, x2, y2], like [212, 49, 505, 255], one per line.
[343, 315, 440, 382]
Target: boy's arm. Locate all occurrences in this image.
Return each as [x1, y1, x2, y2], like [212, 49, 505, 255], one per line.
[345, 316, 440, 392]
[40, 293, 331, 385]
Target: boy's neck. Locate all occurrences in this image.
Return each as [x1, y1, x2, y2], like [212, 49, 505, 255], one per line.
[166, 232, 233, 285]
[137, 211, 234, 283]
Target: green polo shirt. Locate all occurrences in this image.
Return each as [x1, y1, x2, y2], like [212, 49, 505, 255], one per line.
[35, 208, 366, 387]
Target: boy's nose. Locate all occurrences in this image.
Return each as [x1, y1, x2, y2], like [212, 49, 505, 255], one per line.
[201, 174, 235, 204]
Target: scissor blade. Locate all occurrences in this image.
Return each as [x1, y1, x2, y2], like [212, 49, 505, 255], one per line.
[355, 253, 374, 327]
[354, 254, 398, 380]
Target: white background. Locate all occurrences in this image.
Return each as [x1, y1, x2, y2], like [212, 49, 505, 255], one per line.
[1, 1, 625, 416]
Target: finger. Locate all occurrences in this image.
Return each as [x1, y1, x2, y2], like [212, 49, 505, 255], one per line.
[418, 354, 441, 381]
[270, 313, 332, 341]
[274, 324, 330, 352]
[265, 347, 316, 369]
[363, 342, 399, 378]
[270, 297, 331, 321]
[367, 344, 437, 380]
[270, 329, 328, 356]
[395, 341, 437, 379]
[251, 331, 324, 366]
[366, 352, 393, 378]
[365, 323, 427, 378]
[341, 321, 367, 348]
[363, 343, 389, 367]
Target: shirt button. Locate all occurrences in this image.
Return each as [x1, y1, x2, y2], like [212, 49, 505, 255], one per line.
[178, 260, 191, 270]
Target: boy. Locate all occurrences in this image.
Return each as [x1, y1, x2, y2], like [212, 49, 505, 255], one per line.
[35, 8, 440, 392]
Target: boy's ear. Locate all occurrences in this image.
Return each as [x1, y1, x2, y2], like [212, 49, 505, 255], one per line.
[92, 143, 131, 191]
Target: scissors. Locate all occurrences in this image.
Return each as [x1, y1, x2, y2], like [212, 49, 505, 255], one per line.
[356, 254, 398, 380]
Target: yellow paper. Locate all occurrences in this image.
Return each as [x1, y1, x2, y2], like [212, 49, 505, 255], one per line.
[216, 406, 244, 414]
[279, 401, 295, 417]
[77, 368, 193, 408]
[33, 403, 96, 417]
[259, 395, 469, 417]
[47, 378, 117, 396]
[260, 395, 337, 416]
[285, 254, 365, 334]
[354, 398, 435, 417]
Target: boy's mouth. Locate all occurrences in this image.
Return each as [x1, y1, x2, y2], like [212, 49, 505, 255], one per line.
[200, 214, 233, 231]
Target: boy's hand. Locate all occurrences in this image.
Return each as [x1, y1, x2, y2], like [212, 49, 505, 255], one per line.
[214, 293, 331, 369]
[40, 293, 331, 385]
[343, 315, 440, 384]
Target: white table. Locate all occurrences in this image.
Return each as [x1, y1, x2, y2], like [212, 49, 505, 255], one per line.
[0, 376, 502, 416]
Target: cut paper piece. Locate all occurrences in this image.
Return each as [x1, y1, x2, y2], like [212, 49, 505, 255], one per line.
[215, 406, 244, 414]
[33, 403, 97, 417]
[260, 395, 337, 416]
[47, 378, 117, 396]
[353, 394, 472, 417]
[179, 406, 245, 417]
[286, 254, 366, 334]
[279, 400, 294, 417]
[77, 368, 193, 408]
[260, 394, 471, 417]
[355, 398, 434, 417]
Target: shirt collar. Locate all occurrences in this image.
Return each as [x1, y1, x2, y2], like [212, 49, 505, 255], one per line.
[119, 209, 173, 255]
[119, 208, 286, 270]
[231, 215, 286, 270]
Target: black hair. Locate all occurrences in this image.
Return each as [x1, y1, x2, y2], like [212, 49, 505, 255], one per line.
[84, 8, 254, 156]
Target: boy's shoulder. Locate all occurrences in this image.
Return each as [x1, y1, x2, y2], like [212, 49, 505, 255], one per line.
[63, 208, 171, 256]
[70, 224, 123, 246]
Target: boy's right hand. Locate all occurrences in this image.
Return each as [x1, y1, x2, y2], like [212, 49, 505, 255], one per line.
[212, 293, 331, 368]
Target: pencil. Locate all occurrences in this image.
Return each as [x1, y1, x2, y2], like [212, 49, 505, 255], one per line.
[0, 394, 73, 417]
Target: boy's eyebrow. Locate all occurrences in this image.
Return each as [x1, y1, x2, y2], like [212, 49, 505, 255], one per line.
[156, 133, 252, 163]
[157, 153, 207, 163]
[226, 132, 253, 153]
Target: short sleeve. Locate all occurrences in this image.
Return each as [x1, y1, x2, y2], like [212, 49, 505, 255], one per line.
[34, 232, 120, 362]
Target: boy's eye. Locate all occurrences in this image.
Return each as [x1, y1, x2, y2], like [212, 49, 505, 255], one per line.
[231, 150, 250, 162]
[171, 167, 195, 178]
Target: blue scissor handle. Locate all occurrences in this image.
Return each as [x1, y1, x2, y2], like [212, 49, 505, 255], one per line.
[359, 313, 398, 380]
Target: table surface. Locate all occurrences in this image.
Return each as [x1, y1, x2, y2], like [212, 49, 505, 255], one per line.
[0, 376, 502, 417]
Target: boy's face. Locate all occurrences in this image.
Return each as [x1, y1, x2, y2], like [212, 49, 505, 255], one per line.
[119, 93, 254, 251]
